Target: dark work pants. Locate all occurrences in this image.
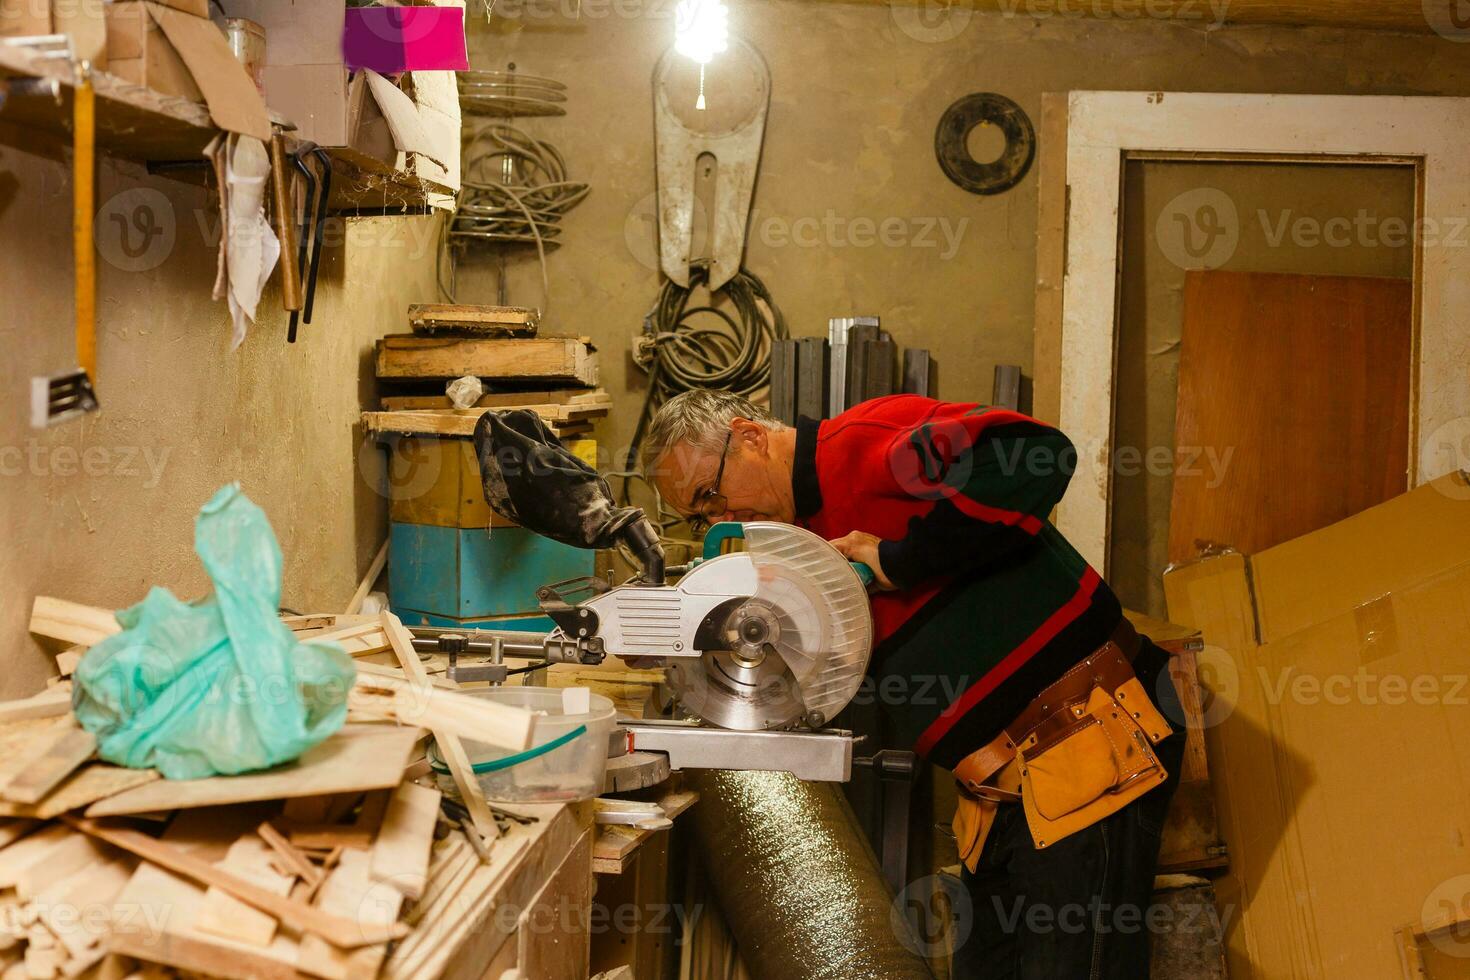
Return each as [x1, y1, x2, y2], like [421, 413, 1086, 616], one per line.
[951, 640, 1187, 980]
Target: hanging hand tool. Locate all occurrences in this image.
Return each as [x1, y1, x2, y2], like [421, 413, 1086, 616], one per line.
[286, 144, 332, 342]
[268, 133, 303, 317]
[32, 56, 100, 428]
[302, 146, 332, 323]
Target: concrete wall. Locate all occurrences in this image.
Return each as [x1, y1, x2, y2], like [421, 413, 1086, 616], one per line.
[462, 1, 1470, 505]
[1, 139, 441, 698]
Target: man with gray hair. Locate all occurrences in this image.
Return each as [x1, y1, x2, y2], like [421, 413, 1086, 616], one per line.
[641, 387, 1184, 979]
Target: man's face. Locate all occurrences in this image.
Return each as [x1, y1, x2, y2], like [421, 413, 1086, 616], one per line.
[652, 419, 797, 527]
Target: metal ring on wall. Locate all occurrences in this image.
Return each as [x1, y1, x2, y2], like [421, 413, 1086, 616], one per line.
[935, 93, 1036, 195]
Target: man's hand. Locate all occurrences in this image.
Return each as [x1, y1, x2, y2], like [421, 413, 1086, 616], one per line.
[828, 531, 898, 591]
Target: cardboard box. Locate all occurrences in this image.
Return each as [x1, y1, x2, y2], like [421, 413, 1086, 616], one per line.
[1164, 471, 1470, 979]
[219, 0, 344, 67]
[0, 0, 53, 36]
[104, 0, 201, 100]
[259, 62, 358, 146]
[411, 101, 461, 191]
[1, 0, 107, 67]
[138, 0, 210, 15]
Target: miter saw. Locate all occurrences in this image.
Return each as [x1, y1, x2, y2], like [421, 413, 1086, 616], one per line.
[405, 409, 873, 783]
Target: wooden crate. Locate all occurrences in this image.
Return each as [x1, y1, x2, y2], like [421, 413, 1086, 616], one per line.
[375, 335, 598, 386]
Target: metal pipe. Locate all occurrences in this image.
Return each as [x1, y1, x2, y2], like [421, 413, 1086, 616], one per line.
[687, 770, 935, 980]
[407, 628, 549, 661]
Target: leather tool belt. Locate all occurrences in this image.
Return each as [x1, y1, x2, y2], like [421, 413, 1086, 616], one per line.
[951, 618, 1174, 872]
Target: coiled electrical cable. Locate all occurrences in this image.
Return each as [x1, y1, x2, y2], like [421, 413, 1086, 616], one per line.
[437, 122, 588, 308]
[622, 264, 788, 499]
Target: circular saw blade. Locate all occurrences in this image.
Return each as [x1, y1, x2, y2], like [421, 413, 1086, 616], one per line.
[668, 522, 873, 730]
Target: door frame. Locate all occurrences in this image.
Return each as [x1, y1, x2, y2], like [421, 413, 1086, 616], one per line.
[1046, 92, 1470, 572]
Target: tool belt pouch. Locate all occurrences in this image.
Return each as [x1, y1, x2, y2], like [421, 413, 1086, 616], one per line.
[1017, 673, 1173, 850]
[953, 787, 998, 873]
[951, 740, 1022, 873]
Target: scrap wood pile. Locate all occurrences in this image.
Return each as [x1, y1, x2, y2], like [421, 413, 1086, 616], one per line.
[1, 599, 551, 980]
[364, 303, 610, 440]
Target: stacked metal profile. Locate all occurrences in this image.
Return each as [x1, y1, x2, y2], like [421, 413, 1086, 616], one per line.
[768, 316, 938, 425]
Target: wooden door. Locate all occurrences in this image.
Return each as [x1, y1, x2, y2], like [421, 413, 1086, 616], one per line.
[1168, 270, 1412, 563]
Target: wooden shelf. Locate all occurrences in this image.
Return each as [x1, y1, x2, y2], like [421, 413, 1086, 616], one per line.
[0, 42, 453, 215]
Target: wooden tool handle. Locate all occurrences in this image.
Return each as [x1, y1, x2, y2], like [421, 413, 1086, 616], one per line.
[269, 134, 303, 312]
[74, 68, 96, 380]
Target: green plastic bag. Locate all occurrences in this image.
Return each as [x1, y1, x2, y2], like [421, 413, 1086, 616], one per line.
[73, 484, 357, 779]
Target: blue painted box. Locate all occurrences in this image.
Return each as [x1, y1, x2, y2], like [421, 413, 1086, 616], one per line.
[388, 521, 594, 622]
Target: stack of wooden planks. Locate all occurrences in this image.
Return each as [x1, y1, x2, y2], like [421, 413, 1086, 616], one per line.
[372, 304, 607, 442]
[364, 389, 613, 440]
[5, 598, 580, 980]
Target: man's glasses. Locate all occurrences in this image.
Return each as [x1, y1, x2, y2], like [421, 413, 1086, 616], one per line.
[688, 431, 732, 533]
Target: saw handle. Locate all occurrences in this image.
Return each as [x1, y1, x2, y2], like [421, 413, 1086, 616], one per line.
[702, 522, 878, 589]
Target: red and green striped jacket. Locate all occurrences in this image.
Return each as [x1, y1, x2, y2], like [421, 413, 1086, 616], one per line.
[792, 394, 1121, 771]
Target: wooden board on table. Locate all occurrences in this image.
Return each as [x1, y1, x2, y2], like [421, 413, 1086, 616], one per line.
[369, 780, 441, 900]
[363, 401, 609, 438]
[408, 304, 539, 337]
[1, 722, 97, 804]
[297, 848, 404, 979]
[306, 621, 391, 657]
[194, 835, 296, 948]
[27, 596, 119, 649]
[0, 687, 72, 724]
[109, 860, 305, 980]
[286, 789, 391, 851]
[0, 763, 159, 820]
[54, 647, 84, 677]
[375, 335, 598, 386]
[383, 801, 584, 980]
[380, 388, 609, 412]
[86, 727, 420, 817]
[1168, 270, 1411, 565]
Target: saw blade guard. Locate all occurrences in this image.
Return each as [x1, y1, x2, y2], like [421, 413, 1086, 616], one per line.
[670, 522, 873, 730]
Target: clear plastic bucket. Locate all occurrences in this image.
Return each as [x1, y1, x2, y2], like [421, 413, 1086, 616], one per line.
[428, 686, 615, 803]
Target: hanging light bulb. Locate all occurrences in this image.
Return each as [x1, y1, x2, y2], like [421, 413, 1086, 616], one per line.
[674, 0, 728, 110]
